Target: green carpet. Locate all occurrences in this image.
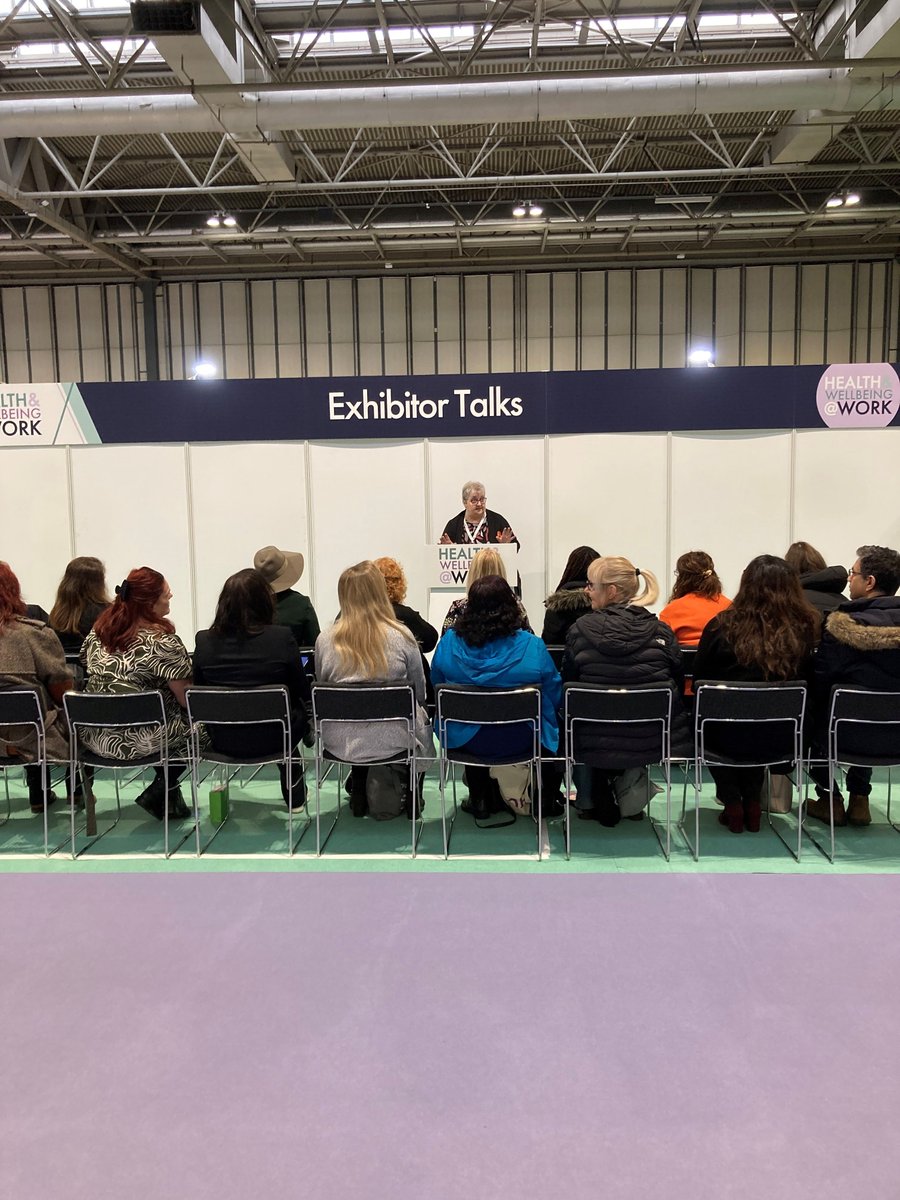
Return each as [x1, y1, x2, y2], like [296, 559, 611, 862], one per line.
[0, 763, 897, 874]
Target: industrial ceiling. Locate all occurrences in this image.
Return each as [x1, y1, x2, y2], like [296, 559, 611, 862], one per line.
[0, 0, 899, 280]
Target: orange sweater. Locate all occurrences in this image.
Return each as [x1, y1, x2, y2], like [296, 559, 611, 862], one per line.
[658, 592, 731, 645]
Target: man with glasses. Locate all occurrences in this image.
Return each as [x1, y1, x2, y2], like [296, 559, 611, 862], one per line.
[806, 544, 900, 827]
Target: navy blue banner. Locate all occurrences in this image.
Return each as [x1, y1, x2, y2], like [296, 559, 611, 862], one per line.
[62, 362, 900, 444]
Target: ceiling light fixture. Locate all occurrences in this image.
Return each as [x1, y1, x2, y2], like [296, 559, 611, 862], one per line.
[825, 196, 844, 208]
[688, 347, 715, 367]
[207, 212, 238, 228]
[222, 214, 238, 227]
[206, 213, 221, 227]
[190, 360, 217, 379]
[512, 203, 527, 218]
[528, 203, 543, 217]
[654, 195, 714, 205]
[844, 192, 861, 206]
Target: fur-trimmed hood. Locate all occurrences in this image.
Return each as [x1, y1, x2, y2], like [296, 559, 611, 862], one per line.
[544, 582, 591, 614]
[826, 599, 900, 653]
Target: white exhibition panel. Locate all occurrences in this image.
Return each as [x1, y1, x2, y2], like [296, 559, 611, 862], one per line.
[189, 442, 309, 635]
[308, 440, 427, 628]
[547, 433, 669, 598]
[69, 445, 195, 638]
[1, 447, 72, 613]
[794, 429, 900, 564]
[427, 436, 545, 629]
[669, 431, 793, 598]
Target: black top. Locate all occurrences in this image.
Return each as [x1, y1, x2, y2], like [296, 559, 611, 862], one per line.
[193, 624, 311, 755]
[441, 508, 519, 549]
[53, 601, 108, 657]
[541, 581, 591, 645]
[393, 602, 438, 707]
[798, 565, 847, 615]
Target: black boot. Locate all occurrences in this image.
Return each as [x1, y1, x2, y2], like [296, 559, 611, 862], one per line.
[135, 775, 165, 821]
[26, 765, 58, 815]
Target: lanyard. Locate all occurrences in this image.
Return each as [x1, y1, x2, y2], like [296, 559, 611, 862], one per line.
[465, 515, 487, 543]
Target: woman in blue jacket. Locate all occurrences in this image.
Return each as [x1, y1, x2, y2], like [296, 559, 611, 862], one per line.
[431, 575, 562, 819]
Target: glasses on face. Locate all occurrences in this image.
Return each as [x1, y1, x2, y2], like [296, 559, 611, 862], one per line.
[467, 496, 486, 505]
[848, 567, 864, 578]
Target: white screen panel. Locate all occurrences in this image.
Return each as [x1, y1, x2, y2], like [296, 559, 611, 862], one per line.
[794, 429, 900, 562]
[69, 445, 194, 639]
[670, 431, 793, 598]
[308, 441, 427, 629]
[188, 442, 309, 636]
[547, 433, 668, 608]
[0, 447, 72, 612]
[428, 438, 545, 630]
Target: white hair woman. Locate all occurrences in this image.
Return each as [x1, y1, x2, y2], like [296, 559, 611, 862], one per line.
[439, 481, 518, 547]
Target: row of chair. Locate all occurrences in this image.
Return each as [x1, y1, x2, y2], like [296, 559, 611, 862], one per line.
[1, 680, 898, 862]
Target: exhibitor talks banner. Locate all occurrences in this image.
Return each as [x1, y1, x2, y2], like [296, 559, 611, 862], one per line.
[1, 364, 897, 447]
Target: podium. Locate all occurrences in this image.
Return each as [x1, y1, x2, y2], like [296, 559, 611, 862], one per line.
[425, 542, 519, 631]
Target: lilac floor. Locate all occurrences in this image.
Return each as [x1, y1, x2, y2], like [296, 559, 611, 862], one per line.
[4, 873, 899, 1199]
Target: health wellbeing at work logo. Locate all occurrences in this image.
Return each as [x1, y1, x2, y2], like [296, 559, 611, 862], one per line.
[816, 363, 899, 428]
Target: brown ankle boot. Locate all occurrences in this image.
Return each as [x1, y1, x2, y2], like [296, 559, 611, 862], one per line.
[805, 791, 847, 827]
[846, 794, 872, 827]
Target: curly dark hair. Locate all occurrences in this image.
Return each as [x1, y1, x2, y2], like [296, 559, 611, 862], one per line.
[857, 545, 900, 596]
[716, 554, 819, 679]
[670, 550, 723, 601]
[555, 545, 600, 592]
[454, 575, 523, 647]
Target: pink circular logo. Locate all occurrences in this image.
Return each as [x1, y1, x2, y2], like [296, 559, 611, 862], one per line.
[817, 364, 899, 428]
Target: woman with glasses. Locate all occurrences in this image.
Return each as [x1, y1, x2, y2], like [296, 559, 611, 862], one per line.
[564, 556, 689, 825]
[439, 481, 518, 547]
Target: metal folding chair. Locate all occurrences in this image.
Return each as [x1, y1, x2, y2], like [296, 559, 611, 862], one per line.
[687, 680, 807, 862]
[807, 685, 900, 861]
[435, 684, 543, 861]
[311, 682, 423, 857]
[185, 685, 310, 855]
[562, 683, 675, 861]
[0, 688, 61, 854]
[63, 690, 193, 859]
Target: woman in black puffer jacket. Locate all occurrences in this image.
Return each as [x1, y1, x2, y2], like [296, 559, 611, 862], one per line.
[541, 545, 599, 647]
[784, 541, 846, 615]
[563, 555, 690, 824]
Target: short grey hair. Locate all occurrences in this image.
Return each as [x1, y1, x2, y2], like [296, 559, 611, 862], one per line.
[462, 480, 486, 503]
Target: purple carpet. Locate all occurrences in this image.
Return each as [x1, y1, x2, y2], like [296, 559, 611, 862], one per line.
[3, 873, 898, 1198]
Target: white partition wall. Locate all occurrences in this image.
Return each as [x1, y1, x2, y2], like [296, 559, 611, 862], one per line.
[794, 429, 900, 560]
[0, 446, 72, 611]
[69, 445, 195, 636]
[5, 427, 900, 644]
[547, 433, 669, 593]
[669, 431, 794, 598]
[188, 442, 309, 634]
[308, 440, 427, 626]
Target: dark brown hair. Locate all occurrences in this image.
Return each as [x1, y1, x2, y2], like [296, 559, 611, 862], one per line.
[670, 550, 722, 601]
[49, 557, 110, 635]
[716, 555, 819, 678]
[555, 545, 600, 592]
[93, 567, 173, 652]
[784, 541, 827, 576]
[211, 568, 275, 638]
[455, 576, 523, 647]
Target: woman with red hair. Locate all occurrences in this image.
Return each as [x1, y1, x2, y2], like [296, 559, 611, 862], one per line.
[0, 561, 74, 813]
[81, 567, 193, 820]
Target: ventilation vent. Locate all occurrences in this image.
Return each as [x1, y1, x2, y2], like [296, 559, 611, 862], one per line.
[130, 1, 200, 34]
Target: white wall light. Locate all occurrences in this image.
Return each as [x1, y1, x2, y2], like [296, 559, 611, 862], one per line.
[688, 348, 715, 367]
[190, 361, 217, 379]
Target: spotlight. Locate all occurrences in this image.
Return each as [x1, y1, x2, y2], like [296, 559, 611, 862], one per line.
[190, 361, 217, 379]
[222, 214, 237, 227]
[825, 196, 844, 209]
[688, 348, 715, 367]
[844, 192, 861, 206]
[512, 204, 527, 218]
[206, 213, 221, 227]
[528, 203, 543, 217]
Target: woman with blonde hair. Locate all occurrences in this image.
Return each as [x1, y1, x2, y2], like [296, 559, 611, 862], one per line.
[441, 547, 532, 634]
[49, 556, 111, 657]
[315, 561, 432, 817]
[563, 556, 690, 824]
[659, 550, 731, 645]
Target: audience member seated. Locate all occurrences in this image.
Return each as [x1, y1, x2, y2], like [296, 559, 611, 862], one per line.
[253, 545, 320, 648]
[314, 561, 432, 818]
[659, 550, 731, 644]
[373, 556, 438, 709]
[81, 568, 193, 821]
[806, 544, 900, 828]
[0, 561, 75, 813]
[441, 547, 532, 634]
[48, 557, 111, 658]
[431, 575, 562, 820]
[563, 556, 690, 825]
[784, 540, 847, 615]
[693, 555, 818, 834]
[541, 545, 600, 646]
[193, 568, 312, 810]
